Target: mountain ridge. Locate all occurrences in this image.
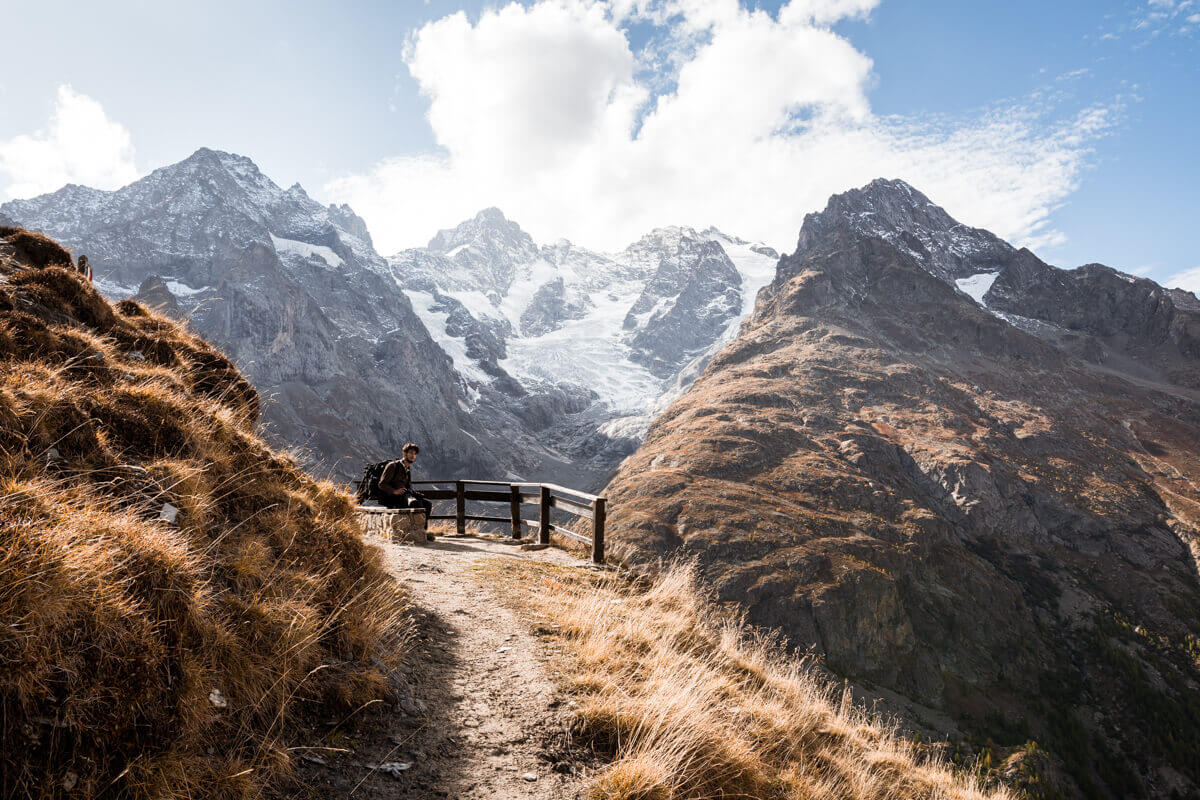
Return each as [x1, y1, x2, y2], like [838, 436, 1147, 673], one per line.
[3, 148, 784, 487]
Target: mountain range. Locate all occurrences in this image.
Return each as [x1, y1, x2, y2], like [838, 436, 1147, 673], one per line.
[8, 153, 1200, 797]
[604, 179, 1200, 798]
[1, 149, 777, 485]
[385, 207, 778, 484]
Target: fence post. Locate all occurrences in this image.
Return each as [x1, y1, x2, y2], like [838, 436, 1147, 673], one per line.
[592, 496, 606, 565]
[539, 485, 552, 545]
[509, 484, 522, 539]
[455, 480, 466, 534]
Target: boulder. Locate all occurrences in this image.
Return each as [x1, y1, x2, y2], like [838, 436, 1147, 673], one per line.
[358, 508, 427, 545]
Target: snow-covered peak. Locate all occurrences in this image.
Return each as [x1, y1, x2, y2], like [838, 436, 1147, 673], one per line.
[387, 207, 782, 443]
[700, 226, 748, 246]
[1, 148, 385, 293]
[428, 207, 535, 254]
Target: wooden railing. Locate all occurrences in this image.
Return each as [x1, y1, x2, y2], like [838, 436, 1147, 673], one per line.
[408, 480, 607, 565]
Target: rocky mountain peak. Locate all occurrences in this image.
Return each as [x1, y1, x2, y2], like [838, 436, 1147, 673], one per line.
[177, 146, 271, 185]
[420, 208, 540, 297]
[428, 207, 535, 254]
[327, 203, 374, 248]
[699, 225, 747, 245]
[793, 178, 1014, 282]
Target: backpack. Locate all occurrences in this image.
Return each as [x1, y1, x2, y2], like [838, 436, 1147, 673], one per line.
[356, 460, 392, 503]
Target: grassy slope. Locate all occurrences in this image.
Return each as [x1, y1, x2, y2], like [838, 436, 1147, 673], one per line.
[477, 556, 1013, 800]
[0, 229, 410, 798]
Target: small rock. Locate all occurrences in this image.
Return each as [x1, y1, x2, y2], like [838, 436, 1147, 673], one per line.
[398, 695, 424, 715]
[368, 761, 413, 779]
[208, 688, 227, 709]
[497, 647, 510, 653]
[463, 717, 481, 727]
[62, 771, 78, 791]
[159, 503, 179, 525]
[301, 754, 328, 766]
[45, 447, 61, 462]
[128, 350, 146, 361]
[522, 772, 538, 782]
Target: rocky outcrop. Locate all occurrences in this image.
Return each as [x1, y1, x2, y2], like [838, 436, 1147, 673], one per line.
[605, 179, 1200, 798]
[622, 232, 743, 378]
[133, 275, 182, 317]
[986, 253, 1200, 387]
[2, 148, 497, 480]
[519, 277, 591, 337]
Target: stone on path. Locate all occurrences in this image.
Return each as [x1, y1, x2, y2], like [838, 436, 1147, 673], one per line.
[357, 508, 427, 544]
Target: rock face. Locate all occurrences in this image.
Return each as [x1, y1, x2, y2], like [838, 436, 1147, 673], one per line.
[1, 148, 497, 479]
[605, 179, 1200, 798]
[621, 229, 744, 379]
[387, 211, 779, 488]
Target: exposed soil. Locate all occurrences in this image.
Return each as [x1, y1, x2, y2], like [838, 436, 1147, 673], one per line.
[293, 534, 594, 799]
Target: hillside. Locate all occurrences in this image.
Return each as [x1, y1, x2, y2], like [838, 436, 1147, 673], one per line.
[0, 227, 409, 798]
[482, 557, 1013, 800]
[604, 180, 1200, 798]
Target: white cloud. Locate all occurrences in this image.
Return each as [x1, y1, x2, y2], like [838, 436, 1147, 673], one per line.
[1120, 0, 1200, 38]
[327, 0, 1117, 256]
[0, 85, 138, 201]
[406, 3, 642, 174]
[1166, 266, 1200, 294]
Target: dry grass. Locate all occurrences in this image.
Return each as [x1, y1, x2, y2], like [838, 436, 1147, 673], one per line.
[478, 558, 1012, 800]
[0, 230, 411, 799]
[0, 226, 74, 269]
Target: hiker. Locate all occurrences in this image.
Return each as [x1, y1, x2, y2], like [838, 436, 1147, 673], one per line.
[378, 443, 432, 526]
[76, 254, 92, 281]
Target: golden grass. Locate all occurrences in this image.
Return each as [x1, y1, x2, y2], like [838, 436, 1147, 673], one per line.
[0, 233, 411, 799]
[477, 558, 1012, 800]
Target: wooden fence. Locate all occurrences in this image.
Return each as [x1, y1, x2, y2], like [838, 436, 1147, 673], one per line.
[404, 480, 606, 565]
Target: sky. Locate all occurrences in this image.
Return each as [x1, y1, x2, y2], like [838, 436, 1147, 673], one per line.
[0, 0, 1197, 288]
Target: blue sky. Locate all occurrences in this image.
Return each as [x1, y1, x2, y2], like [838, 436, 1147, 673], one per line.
[1, 0, 1196, 285]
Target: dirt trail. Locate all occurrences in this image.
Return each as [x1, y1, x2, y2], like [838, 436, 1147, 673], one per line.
[296, 535, 591, 799]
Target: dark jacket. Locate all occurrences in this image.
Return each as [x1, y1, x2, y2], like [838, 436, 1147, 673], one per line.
[378, 459, 412, 495]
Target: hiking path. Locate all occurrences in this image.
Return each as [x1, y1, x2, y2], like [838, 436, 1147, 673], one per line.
[296, 534, 592, 799]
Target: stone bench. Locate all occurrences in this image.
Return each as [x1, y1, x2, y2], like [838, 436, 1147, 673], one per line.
[356, 506, 428, 545]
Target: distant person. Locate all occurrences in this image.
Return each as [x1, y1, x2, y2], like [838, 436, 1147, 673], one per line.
[378, 443, 432, 527]
[76, 254, 92, 281]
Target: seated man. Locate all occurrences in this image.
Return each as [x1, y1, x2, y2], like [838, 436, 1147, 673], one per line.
[377, 443, 432, 527]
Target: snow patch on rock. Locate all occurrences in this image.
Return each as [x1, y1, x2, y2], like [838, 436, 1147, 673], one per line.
[270, 233, 344, 268]
[955, 272, 999, 306]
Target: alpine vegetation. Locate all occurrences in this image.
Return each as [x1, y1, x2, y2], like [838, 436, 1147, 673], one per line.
[0, 228, 410, 799]
[481, 558, 1010, 800]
